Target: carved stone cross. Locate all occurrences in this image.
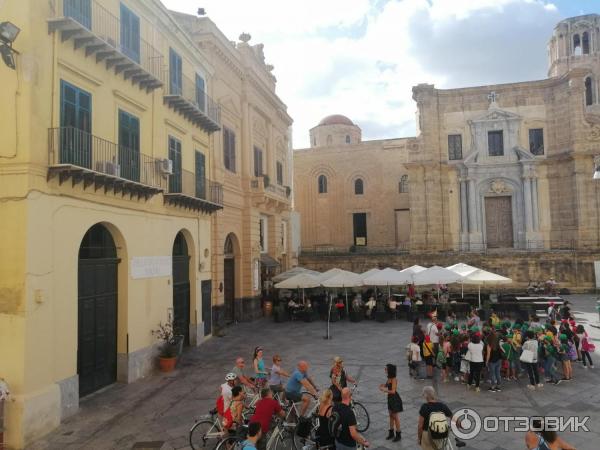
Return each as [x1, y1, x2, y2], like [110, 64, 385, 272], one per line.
[488, 91, 499, 104]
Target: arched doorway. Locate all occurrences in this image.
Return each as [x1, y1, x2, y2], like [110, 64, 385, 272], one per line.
[172, 232, 191, 346]
[224, 234, 237, 324]
[78, 223, 119, 397]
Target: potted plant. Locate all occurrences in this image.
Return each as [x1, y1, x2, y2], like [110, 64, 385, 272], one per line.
[152, 321, 179, 372]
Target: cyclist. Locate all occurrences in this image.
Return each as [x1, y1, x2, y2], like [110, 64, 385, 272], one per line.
[232, 357, 256, 390]
[228, 385, 246, 433]
[331, 387, 370, 449]
[250, 388, 285, 449]
[285, 360, 318, 417]
[220, 373, 238, 413]
[241, 422, 262, 450]
[330, 356, 356, 402]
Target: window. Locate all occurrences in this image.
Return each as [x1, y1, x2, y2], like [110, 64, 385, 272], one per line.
[253, 146, 263, 177]
[583, 31, 590, 54]
[120, 3, 140, 63]
[448, 134, 463, 160]
[60, 80, 92, 167]
[281, 222, 287, 253]
[195, 74, 206, 112]
[223, 126, 236, 172]
[169, 48, 182, 95]
[585, 77, 594, 106]
[488, 130, 504, 156]
[573, 34, 581, 55]
[168, 136, 182, 193]
[399, 175, 408, 193]
[318, 175, 327, 194]
[195, 151, 206, 199]
[354, 178, 364, 195]
[276, 161, 283, 185]
[353, 213, 367, 246]
[118, 110, 140, 182]
[345, 135, 351, 144]
[529, 128, 544, 155]
[259, 216, 268, 253]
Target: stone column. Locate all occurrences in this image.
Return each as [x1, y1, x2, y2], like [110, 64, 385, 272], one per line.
[523, 176, 533, 232]
[460, 179, 468, 233]
[531, 178, 539, 231]
[468, 179, 477, 232]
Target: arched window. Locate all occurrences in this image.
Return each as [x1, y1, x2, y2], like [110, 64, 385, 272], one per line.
[318, 174, 328, 194]
[345, 135, 351, 144]
[354, 178, 364, 195]
[399, 175, 409, 193]
[582, 31, 590, 54]
[585, 76, 594, 106]
[573, 34, 582, 55]
[326, 135, 333, 146]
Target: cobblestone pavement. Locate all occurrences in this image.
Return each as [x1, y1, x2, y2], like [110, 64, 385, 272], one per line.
[30, 295, 600, 450]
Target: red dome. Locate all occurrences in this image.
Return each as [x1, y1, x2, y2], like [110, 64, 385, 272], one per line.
[318, 114, 354, 126]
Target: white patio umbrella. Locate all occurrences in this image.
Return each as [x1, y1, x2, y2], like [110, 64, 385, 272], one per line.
[413, 266, 464, 301]
[399, 264, 427, 286]
[460, 269, 512, 308]
[446, 263, 481, 298]
[274, 273, 320, 305]
[272, 267, 320, 283]
[359, 268, 381, 282]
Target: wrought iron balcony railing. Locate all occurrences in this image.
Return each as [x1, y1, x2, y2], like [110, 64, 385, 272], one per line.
[48, 127, 167, 196]
[164, 73, 221, 132]
[165, 168, 223, 211]
[48, 0, 165, 91]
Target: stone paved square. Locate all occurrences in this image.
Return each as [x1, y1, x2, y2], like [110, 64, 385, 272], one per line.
[29, 295, 600, 450]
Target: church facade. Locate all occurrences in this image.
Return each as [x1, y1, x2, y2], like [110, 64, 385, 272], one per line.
[294, 14, 600, 288]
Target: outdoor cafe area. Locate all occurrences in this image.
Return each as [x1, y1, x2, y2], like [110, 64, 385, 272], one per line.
[269, 265, 564, 324]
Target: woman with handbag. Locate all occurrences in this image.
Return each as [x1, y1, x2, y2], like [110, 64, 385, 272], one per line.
[467, 334, 484, 392]
[521, 331, 541, 389]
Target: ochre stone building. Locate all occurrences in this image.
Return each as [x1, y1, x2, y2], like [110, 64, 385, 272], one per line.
[294, 14, 600, 289]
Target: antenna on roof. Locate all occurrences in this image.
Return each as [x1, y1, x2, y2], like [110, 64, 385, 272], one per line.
[197, 8, 206, 16]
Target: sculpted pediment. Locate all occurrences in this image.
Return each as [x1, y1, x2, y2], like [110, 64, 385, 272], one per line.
[469, 108, 521, 124]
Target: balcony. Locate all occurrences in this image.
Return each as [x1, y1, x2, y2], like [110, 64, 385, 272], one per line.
[163, 74, 221, 133]
[249, 175, 291, 211]
[164, 169, 223, 213]
[47, 127, 167, 199]
[48, 0, 164, 92]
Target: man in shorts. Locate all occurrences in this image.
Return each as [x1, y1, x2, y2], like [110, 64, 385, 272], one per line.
[285, 360, 318, 417]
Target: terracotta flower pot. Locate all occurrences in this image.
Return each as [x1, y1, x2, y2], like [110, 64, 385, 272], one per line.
[159, 356, 177, 372]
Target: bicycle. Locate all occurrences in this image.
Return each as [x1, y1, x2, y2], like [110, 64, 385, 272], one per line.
[349, 384, 370, 432]
[189, 408, 226, 450]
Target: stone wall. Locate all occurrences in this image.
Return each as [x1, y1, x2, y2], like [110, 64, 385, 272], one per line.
[299, 250, 600, 292]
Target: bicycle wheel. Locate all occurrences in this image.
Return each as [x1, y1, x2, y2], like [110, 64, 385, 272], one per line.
[352, 402, 370, 432]
[216, 436, 243, 450]
[189, 419, 223, 450]
[275, 427, 295, 450]
[292, 418, 317, 450]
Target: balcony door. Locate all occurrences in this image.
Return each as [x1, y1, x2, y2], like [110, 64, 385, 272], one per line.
[168, 136, 182, 193]
[195, 151, 206, 199]
[195, 74, 206, 112]
[60, 80, 92, 168]
[64, 0, 91, 29]
[120, 3, 140, 63]
[169, 49, 182, 96]
[118, 110, 140, 182]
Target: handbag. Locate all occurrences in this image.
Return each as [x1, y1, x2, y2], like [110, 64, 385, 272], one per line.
[464, 350, 472, 362]
[520, 349, 534, 363]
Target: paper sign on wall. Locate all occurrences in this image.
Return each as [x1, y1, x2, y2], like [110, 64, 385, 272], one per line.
[131, 256, 172, 279]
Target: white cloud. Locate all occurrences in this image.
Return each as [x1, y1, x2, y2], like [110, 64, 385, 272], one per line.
[163, 0, 563, 148]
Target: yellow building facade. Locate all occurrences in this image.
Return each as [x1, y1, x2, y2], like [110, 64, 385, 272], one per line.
[171, 13, 295, 325]
[0, 0, 224, 447]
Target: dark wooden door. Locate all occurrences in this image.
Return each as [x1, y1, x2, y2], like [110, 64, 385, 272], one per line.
[224, 258, 235, 323]
[173, 233, 190, 346]
[353, 212, 367, 246]
[485, 196, 514, 248]
[201, 280, 212, 336]
[78, 258, 118, 397]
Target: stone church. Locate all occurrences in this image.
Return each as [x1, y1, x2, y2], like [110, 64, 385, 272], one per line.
[294, 14, 600, 289]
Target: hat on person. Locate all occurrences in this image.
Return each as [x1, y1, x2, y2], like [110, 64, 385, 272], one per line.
[436, 322, 443, 330]
[412, 335, 419, 343]
[549, 301, 555, 306]
[506, 334, 513, 339]
[513, 324, 521, 330]
[559, 334, 568, 341]
[544, 335, 553, 342]
[461, 324, 467, 330]
[445, 324, 452, 331]
[452, 329, 460, 336]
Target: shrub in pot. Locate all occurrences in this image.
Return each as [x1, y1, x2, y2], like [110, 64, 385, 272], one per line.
[152, 321, 179, 372]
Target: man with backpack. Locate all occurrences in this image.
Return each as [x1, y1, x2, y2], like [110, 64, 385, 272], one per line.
[330, 387, 370, 449]
[418, 386, 465, 449]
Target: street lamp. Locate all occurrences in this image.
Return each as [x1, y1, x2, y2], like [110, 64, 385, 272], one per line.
[0, 21, 20, 70]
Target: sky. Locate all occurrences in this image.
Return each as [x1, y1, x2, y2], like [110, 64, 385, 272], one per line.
[163, 0, 600, 148]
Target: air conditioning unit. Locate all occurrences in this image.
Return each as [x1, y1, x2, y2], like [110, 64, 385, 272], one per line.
[96, 161, 121, 177]
[157, 158, 173, 176]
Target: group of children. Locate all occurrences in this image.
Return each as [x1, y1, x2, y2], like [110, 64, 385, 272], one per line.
[407, 308, 596, 390]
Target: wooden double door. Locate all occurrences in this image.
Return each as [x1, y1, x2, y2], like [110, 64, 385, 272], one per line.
[485, 196, 514, 248]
